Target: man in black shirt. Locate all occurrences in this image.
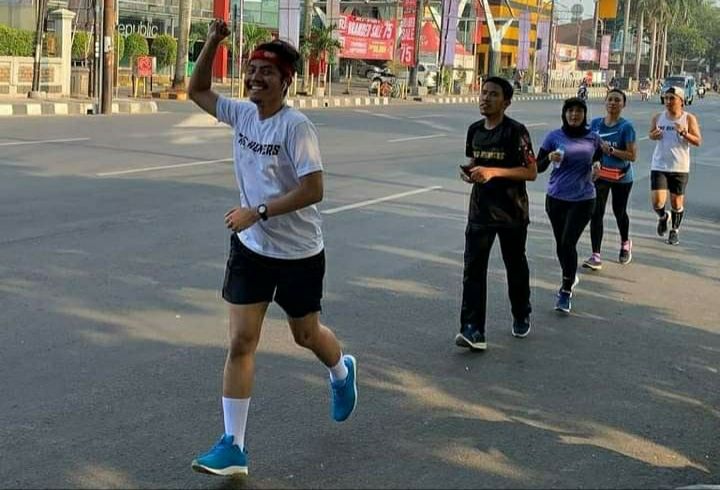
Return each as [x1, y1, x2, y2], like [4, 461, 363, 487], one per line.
[456, 76, 538, 351]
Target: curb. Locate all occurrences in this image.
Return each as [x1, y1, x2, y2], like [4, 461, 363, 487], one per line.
[0, 100, 159, 117]
[152, 91, 188, 101]
[286, 91, 606, 110]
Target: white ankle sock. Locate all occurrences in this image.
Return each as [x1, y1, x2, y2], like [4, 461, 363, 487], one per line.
[328, 354, 348, 384]
[222, 397, 250, 450]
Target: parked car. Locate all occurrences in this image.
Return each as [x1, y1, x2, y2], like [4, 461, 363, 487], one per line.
[660, 75, 696, 105]
[350, 60, 387, 79]
[397, 62, 438, 89]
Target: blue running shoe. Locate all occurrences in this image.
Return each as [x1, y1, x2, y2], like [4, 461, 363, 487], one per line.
[555, 290, 572, 314]
[455, 324, 487, 350]
[330, 355, 357, 422]
[191, 434, 248, 476]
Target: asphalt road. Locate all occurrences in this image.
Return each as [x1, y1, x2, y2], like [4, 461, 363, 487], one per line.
[1, 94, 718, 489]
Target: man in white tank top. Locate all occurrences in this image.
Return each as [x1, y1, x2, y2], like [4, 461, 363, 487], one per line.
[648, 86, 702, 245]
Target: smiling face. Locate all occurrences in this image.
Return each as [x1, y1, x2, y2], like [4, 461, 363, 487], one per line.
[565, 105, 586, 127]
[479, 81, 509, 117]
[244, 59, 288, 106]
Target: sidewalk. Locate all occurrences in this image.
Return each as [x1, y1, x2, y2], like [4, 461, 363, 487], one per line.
[0, 88, 605, 117]
[0, 96, 158, 117]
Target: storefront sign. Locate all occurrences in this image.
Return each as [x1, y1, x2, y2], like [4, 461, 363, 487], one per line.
[578, 47, 598, 62]
[118, 19, 166, 38]
[399, 0, 416, 66]
[338, 15, 396, 61]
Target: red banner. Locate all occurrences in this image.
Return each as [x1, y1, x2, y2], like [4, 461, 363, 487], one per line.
[338, 15, 396, 60]
[399, 0, 416, 66]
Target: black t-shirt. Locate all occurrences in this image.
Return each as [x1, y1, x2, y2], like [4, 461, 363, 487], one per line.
[465, 116, 536, 227]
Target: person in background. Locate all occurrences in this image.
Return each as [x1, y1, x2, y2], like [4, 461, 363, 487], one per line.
[648, 86, 702, 245]
[456, 77, 537, 351]
[537, 98, 603, 313]
[583, 89, 638, 270]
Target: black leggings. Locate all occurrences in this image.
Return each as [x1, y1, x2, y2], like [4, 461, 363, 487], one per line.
[590, 180, 633, 253]
[545, 196, 595, 291]
[461, 225, 531, 329]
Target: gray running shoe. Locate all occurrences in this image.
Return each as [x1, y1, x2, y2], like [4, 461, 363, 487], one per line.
[583, 254, 602, 270]
[619, 241, 632, 264]
[668, 229, 679, 245]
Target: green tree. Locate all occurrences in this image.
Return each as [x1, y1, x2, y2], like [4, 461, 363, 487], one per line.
[71, 31, 92, 61]
[242, 23, 272, 59]
[151, 34, 177, 69]
[124, 32, 149, 65]
[189, 22, 208, 45]
[667, 25, 708, 71]
[301, 24, 341, 87]
[0, 25, 34, 56]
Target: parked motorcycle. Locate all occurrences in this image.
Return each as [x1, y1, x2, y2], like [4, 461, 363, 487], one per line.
[577, 84, 588, 101]
[368, 68, 398, 97]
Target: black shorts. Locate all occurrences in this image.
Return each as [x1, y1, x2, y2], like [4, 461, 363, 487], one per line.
[222, 234, 325, 318]
[651, 171, 689, 195]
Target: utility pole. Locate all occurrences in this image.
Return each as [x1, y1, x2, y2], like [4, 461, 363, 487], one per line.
[302, 0, 313, 93]
[173, 0, 192, 90]
[592, 0, 599, 50]
[544, 0, 555, 90]
[574, 13, 582, 71]
[529, 0, 543, 91]
[238, 0, 244, 98]
[101, 0, 115, 114]
[409, 0, 422, 93]
[30, 0, 49, 97]
[619, 0, 631, 77]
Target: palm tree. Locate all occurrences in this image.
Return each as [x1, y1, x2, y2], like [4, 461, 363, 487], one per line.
[172, 0, 192, 89]
[242, 23, 272, 60]
[302, 24, 341, 92]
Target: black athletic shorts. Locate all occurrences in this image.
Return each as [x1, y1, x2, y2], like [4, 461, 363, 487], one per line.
[651, 171, 689, 195]
[222, 233, 325, 318]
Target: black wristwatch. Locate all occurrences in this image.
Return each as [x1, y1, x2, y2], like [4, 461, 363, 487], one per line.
[256, 203, 268, 221]
[608, 146, 615, 155]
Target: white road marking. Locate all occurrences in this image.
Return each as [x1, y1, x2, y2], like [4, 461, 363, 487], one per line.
[387, 133, 445, 143]
[639, 136, 650, 141]
[406, 114, 448, 119]
[526, 123, 548, 127]
[322, 186, 443, 215]
[97, 158, 232, 177]
[0, 137, 90, 147]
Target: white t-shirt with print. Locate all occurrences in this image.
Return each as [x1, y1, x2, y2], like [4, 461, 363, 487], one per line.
[216, 96, 324, 259]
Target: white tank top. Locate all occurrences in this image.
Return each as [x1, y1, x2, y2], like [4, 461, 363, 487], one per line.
[651, 111, 690, 173]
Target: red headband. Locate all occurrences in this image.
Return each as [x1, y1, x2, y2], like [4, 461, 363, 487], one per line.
[249, 49, 294, 79]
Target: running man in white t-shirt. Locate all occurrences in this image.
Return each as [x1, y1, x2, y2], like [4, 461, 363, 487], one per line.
[648, 86, 702, 245]
[187, 20, 357, 477]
